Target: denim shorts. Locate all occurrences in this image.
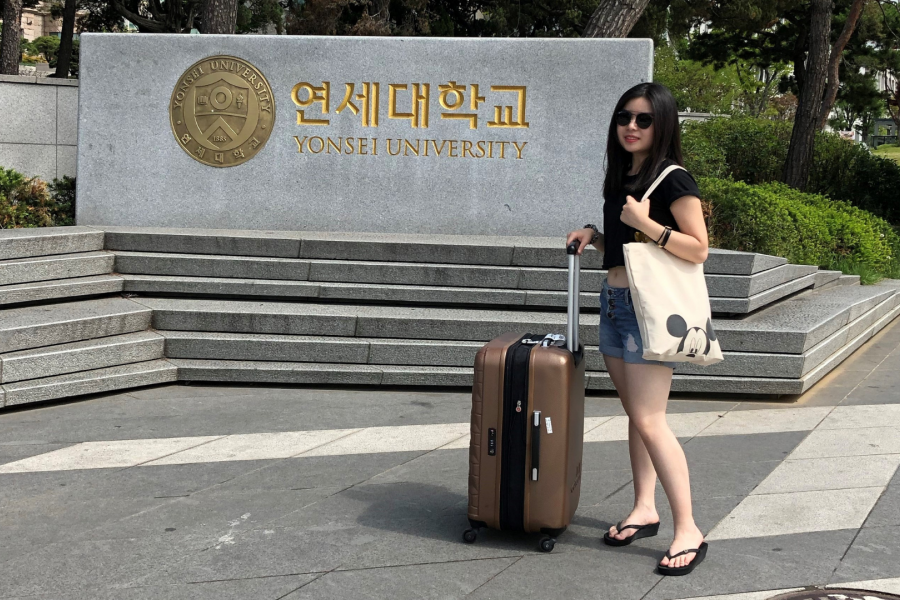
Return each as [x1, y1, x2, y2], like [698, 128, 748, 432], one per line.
[599, 280, 677, 369]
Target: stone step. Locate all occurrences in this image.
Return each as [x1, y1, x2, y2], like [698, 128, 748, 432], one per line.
[98, 226, 785, 274]
[0, 274, 124, 306]
[709, 273, 816, 314]
[168, 331, 796, 376]
[0, 251, 115, 286]
[838, 274, 862, 286]
[677, 290, 900, 379]
[0, 331, 164, 383]
[166, 360, 796, 395]
[814, 270, 842, 288]
[706, 264, 818, 298]
[720, 283, 897, 353]
[169, 290, 900, 397]
[160, 287, 899, 380]
[0, 226, 104, 261]
[114, 252, 312, 282]
[137, 282, 897, 354]
[1, 359, 177, 408]
[0, 297, 151, 353]
[113, 251, 812, 298]
[121, 273, 810, 315]
[797, 297, 900, 394]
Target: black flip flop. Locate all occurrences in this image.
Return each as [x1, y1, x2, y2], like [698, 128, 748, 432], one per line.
[657, 541, 708, 576]
[602, 521, 661, 546]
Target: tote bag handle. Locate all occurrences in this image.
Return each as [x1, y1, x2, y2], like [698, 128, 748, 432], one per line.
[639, 165, 685, 202]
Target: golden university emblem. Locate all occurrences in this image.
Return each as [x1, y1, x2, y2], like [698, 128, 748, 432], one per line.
[169, 56, 275, 167]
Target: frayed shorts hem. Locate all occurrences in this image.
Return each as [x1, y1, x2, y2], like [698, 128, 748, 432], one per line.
[599, 345, 677, 369]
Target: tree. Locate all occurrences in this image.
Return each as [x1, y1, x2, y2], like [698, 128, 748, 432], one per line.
[583, 0, 651, 37]
[784, 0, 832, 190]
[76, 0, 128, 32]
[53, 0, 77, 78]
[829, 68, 884, 134]
[285, 0, 431, 36]
[653, 42, 743, 113]
[678, 0, 879, 188]
[1, 0, 24, 74]
[236, 0, 285, 33]
[873, 2, 900, 135]
[111, 0, 202, 32]
[201, 0, 237, 32]
[818, 0, 868, 128]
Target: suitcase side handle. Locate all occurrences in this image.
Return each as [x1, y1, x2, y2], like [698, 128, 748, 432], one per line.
[532, 410, 541, 481]
[566, 240, 581, 353]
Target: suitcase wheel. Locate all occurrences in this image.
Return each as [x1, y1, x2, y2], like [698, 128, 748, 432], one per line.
[539, 537, 556, 553]
[462, 529, 478, 544]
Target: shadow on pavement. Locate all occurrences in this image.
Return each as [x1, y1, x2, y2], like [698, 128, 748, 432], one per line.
[340, 481, 661, 559]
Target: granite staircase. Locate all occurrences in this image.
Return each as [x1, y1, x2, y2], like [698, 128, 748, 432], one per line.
[0, 228, 174, 407]
[0, 226, 894, 408]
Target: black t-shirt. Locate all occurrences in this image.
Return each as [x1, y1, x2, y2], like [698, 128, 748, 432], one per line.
[601, 160, 701, 270]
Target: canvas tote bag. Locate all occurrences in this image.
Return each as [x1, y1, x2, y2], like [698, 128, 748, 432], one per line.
[622, 165, 724, 366]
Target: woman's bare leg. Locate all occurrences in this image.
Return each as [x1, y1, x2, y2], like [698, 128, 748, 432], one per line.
[604, 354, 660, 541]
[622, 362, 704, 569]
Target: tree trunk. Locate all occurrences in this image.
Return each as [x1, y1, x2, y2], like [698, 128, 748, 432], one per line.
[53, 0, 77, 78]
[784, 0, 832, 191]
[817, 0, 867, 129]
[0, 0, 23, 75]
[201, 0, 237, 33]
[583, 0, 652, 38]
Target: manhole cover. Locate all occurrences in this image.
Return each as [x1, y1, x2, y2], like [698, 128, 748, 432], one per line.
[768, 589, 900, 600]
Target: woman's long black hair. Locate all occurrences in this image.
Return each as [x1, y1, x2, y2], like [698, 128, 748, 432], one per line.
[602, 82, 684, 202]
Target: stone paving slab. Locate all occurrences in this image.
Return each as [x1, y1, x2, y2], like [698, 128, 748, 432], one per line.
[643, 530, 858, 600]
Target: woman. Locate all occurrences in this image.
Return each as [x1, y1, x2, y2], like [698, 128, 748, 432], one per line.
[566, 82, 709, 576]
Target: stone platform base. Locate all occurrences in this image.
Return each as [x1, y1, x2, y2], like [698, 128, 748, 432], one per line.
[0, 226, 894, 408]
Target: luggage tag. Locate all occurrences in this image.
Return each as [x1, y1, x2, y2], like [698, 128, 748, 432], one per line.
[545, 416, 553, 434]
[540, 334, 566, 347]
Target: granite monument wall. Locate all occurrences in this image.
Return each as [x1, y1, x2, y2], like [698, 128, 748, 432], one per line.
[0, 75, 78, 182]
[76, 34, 652, 236]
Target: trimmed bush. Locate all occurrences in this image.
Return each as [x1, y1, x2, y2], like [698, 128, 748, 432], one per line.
[683, 117, 900, 224]
[0, 167, 76, 228]
[699, 177, 900, 283]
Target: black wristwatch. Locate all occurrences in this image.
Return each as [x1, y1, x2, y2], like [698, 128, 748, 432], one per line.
[583, 224, 601, 244]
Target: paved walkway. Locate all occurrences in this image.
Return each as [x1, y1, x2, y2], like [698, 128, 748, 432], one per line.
[1, 321, 900, 599]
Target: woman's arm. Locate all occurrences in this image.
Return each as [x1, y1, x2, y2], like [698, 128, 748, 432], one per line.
[621, 194, 709, 264]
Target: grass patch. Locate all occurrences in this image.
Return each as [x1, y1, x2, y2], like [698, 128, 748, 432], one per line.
[874, 143, 900, 165]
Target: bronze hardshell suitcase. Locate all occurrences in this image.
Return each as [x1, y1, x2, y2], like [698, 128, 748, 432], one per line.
[463, 241, 586, 552]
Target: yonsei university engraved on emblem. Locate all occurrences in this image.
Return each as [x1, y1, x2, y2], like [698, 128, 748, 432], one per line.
[169, 56, 275, 167]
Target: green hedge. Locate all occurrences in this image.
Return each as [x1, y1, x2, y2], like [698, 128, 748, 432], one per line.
[683, 117, 900, 224]
[700, 177, 900, 283]
[0, 167, 76, 228]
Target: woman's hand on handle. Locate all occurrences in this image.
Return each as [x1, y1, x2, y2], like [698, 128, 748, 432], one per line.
[566, 228, 595, 256]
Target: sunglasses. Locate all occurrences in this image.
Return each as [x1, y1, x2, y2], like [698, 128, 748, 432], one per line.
[615, 110, 654, 129]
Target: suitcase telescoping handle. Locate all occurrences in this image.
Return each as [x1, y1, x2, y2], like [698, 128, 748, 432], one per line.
[565, 240, 581, 353]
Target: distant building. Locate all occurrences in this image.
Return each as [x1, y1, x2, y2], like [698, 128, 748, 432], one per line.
[869, 117, 898, 147]
[20, 2, 63, 41]
[678, 112, 725, 123]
